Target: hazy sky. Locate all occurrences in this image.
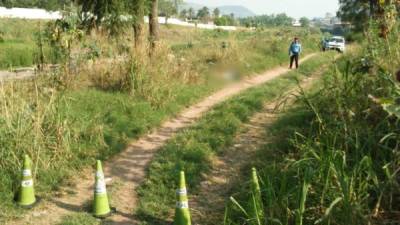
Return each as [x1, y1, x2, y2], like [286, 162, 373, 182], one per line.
[188, 0, 340, 18]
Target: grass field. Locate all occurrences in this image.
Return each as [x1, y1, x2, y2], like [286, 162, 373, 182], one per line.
[134, 53, 335, 225]
[1, 14, 398, 225]
[54, 51, 336, 225]
[0, 19, 40, 68]
[0, 18, 316, 71]
[0, 19, 323, 222]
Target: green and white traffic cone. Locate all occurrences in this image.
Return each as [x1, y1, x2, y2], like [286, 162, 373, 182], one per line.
[17, 154, 37, 207]
[93, 160, 111, 218]
[249, 167, 264, 224]
[173, 171, 192, 225]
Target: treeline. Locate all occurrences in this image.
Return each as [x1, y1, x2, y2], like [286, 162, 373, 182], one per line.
[179, 6, 237, 26]
[0, 0, 185, 51]
[239, 14, 294, 27]
[338, 0, 400, 31]
[0, 0, 72, 10]
[178, 8, 295, 27]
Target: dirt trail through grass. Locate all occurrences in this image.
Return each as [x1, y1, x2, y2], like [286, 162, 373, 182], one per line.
[8, 54, 317, 225]
[0, 67, 36, 80]
[190, 68, 324, 225]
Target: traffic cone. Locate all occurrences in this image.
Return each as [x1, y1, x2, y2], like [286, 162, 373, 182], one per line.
[17, 154, 36, 207]
[93, 160, 111, 218]
[173, 171, 192, 225]
[249, 167, 264, 224]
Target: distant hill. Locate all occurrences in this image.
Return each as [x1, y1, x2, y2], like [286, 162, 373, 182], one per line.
[180, 2, 204, 11]
[218, 6, 255, 18]
[180, 2, 256, 18]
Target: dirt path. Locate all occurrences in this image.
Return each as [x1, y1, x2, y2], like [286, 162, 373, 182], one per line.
[7, 54, 317, 225]
[190, 69, 324, 225]
[0, 67, 37, 80]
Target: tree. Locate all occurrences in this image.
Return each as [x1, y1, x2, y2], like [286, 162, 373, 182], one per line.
[213, 7, 220, 18]
[173, 0, 182, 12]
[38, 0, 72, 11]
[214, 15, 235, 26]
[197, 6, 210, 22]
[76, 0, 125, 28]
[0, 0, 17, 8]
[158, 0, 174, 24]
[299, 17, 310, 27]
[180, 9, 187, 19]
[337, 0, 377, 31]
[239, 13, 294, 27]
[149, 0, 159, 52]
[0, 0, 72, 10]
[158, 0, 182, 24]
[127, 0, 146, 48]
[274, 13, 293, 26]
[188, 7, 195, 20]
[338, 0, 399, 33]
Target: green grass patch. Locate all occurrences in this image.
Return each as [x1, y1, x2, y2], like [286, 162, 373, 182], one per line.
[0, 18, 39, 69]
[0, 42, 37, 69]
[58, 213, 99, 225]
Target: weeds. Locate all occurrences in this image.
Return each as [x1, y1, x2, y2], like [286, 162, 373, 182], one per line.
[224, 23, 400, 225]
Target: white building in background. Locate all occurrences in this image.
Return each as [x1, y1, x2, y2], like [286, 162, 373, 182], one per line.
[292, 19, 301, 27]
[0, 7, 61, 19]
[145, 16, 237, 31]
[1, 7, 237, 31]
[310, 12, 344, 29]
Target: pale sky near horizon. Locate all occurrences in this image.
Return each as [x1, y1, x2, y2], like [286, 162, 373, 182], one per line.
[188, 0, 340, 19]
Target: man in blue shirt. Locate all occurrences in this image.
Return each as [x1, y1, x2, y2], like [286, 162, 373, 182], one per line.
[289, 37, 302, 69]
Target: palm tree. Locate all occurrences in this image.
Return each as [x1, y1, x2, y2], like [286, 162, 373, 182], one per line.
[197, 6, 210, 22]
[180, 9, 188, 19]
[213, 8, 220, 18]
[188, 7, 195, 20]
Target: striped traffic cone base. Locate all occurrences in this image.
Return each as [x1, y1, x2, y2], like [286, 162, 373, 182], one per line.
[15, 196, 40, 209]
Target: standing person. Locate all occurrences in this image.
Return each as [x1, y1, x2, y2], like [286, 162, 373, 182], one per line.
[289, 37, 302, 69]
[321, 38, 327, 51]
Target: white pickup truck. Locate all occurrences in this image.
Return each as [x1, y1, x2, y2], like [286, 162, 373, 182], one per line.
[322, 36, 346, 53]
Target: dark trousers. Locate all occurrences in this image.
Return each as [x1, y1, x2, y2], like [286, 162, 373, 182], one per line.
[290, 54, 299, 69]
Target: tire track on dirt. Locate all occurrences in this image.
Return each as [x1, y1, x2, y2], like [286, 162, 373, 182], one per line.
[7, 54, 317, 225]
[190, 67, 326, 225]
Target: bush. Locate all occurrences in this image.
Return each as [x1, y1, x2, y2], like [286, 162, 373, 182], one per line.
[215, 16, 235, 26]
[344, 31, 364, 43]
